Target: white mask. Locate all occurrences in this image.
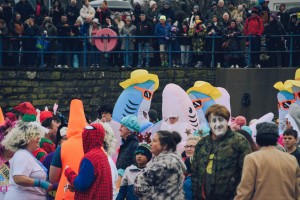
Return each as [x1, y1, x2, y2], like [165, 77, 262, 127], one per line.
[209, 114, 228, 138]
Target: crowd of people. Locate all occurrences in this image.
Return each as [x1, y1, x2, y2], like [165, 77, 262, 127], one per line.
[0, 98, 300, 200]
[0, 0, 299, 68]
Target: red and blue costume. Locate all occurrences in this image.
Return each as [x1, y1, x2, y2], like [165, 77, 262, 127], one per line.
[65, 123, 112, 200]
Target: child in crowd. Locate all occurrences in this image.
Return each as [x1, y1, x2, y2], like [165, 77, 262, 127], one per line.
[283, 128, 300, 166]
[116, 143, 152, 200]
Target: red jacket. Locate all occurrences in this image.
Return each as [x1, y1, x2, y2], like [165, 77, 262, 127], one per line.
[243, 16, 264, 36]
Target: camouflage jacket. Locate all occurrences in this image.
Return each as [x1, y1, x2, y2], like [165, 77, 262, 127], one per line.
[191, 128, 251, 200]
[134, 151, 186, 200]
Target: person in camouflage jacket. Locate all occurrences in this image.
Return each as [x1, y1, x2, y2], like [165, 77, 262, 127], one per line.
[191, 104, 252, 200]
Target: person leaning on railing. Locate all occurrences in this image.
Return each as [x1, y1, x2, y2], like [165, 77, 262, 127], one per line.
[264, 13, 286, 68]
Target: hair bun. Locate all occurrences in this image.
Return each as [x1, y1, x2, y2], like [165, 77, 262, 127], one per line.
[171, 131, 182, 145]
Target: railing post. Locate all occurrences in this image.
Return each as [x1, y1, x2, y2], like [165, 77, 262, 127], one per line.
[247, 35, 252, 67]
[289, 32, 293, 68]
[125, 34, 129, 67]
[211, 34, 215, 68]
[41, 35, 45, 68]
[168, 42, 172, 67]
[84, 34, 87, 69]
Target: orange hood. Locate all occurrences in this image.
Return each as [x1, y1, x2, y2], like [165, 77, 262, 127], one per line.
[66, 99, 87, 138]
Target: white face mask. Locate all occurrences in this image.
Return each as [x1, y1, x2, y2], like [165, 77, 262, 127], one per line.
[209, 114, 228, 138]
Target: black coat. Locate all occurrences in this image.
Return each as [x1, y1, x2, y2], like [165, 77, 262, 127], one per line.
[265, 20, 285, 49]
[65, 5, 80, 25]
[14, 0, 34, 23]
[136, 20, 152, 43]
[116, 134, 139, 171]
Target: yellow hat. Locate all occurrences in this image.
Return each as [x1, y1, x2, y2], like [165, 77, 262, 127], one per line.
[285, 69, 300, 87]
[273, 81, 293, 92]
[186, 81, 222, 100]
[159, 15, 166, 21]
[120, 69, 159, 91]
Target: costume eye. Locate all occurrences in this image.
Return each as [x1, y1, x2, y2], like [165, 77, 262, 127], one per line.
[189, 107, 193, 113]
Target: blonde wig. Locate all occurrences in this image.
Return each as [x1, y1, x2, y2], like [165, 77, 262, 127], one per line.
[92, 121, 117, 156]
[1, 121, 48, 152]
[186, 135, 201, 143]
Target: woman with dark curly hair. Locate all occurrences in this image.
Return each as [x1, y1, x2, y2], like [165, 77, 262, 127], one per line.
[134, 130, 186, 199]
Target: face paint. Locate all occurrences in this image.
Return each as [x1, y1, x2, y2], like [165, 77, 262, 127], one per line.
[209, 113, 228, 138]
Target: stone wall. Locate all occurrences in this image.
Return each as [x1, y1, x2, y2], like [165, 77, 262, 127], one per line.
[2, 68, 297, 122]
[0, 69, 216, 119]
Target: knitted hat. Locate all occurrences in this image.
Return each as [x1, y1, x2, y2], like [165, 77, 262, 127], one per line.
[149, 0, 156, 8]
[241, 126, 252, 135]
[288, 103, 300, 132]
[270, 13, 278, 21]
[256, 122, 278, 137]
[159, 15, 166, 21]
[13, 102, 37, 122]
[5, 112, 17, 122]
[126, 16, 132, 21]
[251, 8, 259, 15]
[40, 111, 53, 123]
[235, 116, 247, 127]
[120, 115, 140, 132]
[135, 143, 152, 161]
[218, 0, 224, 4]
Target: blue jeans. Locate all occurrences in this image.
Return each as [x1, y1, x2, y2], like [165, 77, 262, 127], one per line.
[91, 45, 100, 65]
[138, 42, 150, 67]
[123, 51, 133, 67]
[57, 43, 71, 66]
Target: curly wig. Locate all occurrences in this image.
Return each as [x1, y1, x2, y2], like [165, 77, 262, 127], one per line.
[1, 121, 47, 152]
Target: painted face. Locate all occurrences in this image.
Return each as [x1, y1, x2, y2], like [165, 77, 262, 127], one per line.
[119, 124, 131, 139]
[209, 113, 228, 138]
[185, 139, 197, 157]
[150, 133, 163, 156]
[283, 135, 297, 149]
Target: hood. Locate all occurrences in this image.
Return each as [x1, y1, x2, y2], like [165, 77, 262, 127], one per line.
[157, 151, 186, 172]
[82, 123, 106, 154]
[66, 99, 87, 138]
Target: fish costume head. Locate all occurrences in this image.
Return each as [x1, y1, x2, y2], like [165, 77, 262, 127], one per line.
[112, 70, 159, 129]
[187, 81, 222, 127]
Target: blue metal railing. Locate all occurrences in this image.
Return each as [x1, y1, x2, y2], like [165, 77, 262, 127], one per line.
[0, 34, 299, 69]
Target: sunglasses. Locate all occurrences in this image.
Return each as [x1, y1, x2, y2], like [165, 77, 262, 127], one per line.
[192, 98, 211, 109]
[134, 86, 153, 100]
[184, 145, 195, 149]
[277, 99, 295, 110]
[294, 91, 300, 100]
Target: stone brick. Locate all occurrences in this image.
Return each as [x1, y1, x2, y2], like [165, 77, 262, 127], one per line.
[2, 88, 12, 94]
[64, 72, 82, 79]
[13, 87, 29, 93]
[33, 99, 57, 106]
[37, 72, 61, 80]
[2, 80, 18, 86]
[18, 80, 39, 87]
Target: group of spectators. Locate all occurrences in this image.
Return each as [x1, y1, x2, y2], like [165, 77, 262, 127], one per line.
[0, 0, 299, 68]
